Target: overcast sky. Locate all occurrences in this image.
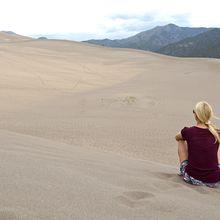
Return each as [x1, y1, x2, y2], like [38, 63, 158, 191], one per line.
[0, 0, 220, 40]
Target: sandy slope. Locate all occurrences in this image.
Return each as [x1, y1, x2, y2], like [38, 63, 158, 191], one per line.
[0, 31, 31, 43]
[1, 130, 220, 220]
[0, 37, 220, 165]
[1, 34, 220, 219]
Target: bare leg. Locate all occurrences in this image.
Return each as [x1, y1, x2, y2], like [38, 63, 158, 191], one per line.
[178, 140, 188, 163]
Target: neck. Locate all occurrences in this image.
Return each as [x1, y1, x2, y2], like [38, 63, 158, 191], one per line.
[196, 122, 207, 128]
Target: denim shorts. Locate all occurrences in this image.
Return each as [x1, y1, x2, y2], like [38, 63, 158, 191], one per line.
[180, 160, 220, 188]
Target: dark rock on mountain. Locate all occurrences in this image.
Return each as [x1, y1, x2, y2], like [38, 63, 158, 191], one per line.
[157, 28, 220, 58]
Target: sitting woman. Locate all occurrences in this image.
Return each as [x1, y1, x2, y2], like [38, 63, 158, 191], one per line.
[175, 101, 220, 187]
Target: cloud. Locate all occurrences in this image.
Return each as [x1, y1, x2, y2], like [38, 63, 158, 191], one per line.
[170, 14, 191, 27]
[1, 0, 220, 40]
[97, 12, 190, 39]
[96, 12, 158, 39]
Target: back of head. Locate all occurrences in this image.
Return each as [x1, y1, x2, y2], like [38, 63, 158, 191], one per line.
[194, 101, 220, 143]
[195, 101, 212, 124]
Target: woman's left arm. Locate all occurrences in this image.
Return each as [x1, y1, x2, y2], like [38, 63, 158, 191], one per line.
[217, 147, 220, 164]
[218, 130, 220, 164]
[175, 133, 184, 141]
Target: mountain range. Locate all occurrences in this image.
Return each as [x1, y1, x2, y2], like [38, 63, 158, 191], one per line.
[1, 24, 220, 58]
[157, 28, 220, 58]
[84, 24, 220, 58]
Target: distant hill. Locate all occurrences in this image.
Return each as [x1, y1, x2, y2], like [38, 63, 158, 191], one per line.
[156, 28, 220, 58]
[2, 31, 17, 35]
[84, 24, 211, 51]
[0, 31, 31, 43]
[38, 36, 48, 40]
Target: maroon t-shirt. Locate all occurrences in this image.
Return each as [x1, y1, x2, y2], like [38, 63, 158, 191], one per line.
[181, 126, 220, 183]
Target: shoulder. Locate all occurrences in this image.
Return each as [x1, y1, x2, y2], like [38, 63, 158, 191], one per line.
[181, 126, 195, 133]
[181, 126, 194, 140]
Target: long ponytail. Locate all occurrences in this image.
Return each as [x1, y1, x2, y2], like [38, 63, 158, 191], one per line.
[206, 123, 220, 143]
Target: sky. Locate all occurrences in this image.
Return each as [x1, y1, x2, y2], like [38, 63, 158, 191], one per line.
[0, 0, 220, 40]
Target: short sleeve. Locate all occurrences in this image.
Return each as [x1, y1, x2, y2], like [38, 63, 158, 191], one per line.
[181, 127, 189, 141]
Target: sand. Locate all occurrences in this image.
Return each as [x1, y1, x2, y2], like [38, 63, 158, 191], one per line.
[1, 32, 220, 219]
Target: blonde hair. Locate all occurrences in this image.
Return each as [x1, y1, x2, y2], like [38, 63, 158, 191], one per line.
[194, 101, 220, 143]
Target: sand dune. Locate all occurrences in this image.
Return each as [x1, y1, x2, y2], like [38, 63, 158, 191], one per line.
[1, 37, 220, 164]
[1, 130, 220, 220]
[1, 34, 220, 219]
[0, 31, 31, 43]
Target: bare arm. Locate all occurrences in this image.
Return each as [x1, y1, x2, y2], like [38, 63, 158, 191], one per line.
[218, 130, 220, 164]
[175, 133, 184, 141]
[218, 147, 220, 164]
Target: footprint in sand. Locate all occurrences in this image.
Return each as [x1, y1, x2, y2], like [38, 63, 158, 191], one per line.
[116, 191, 154, 208]
[123, 191, 154, 200]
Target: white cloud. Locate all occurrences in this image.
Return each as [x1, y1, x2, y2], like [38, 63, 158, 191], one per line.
[0, 0, 220, 39]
